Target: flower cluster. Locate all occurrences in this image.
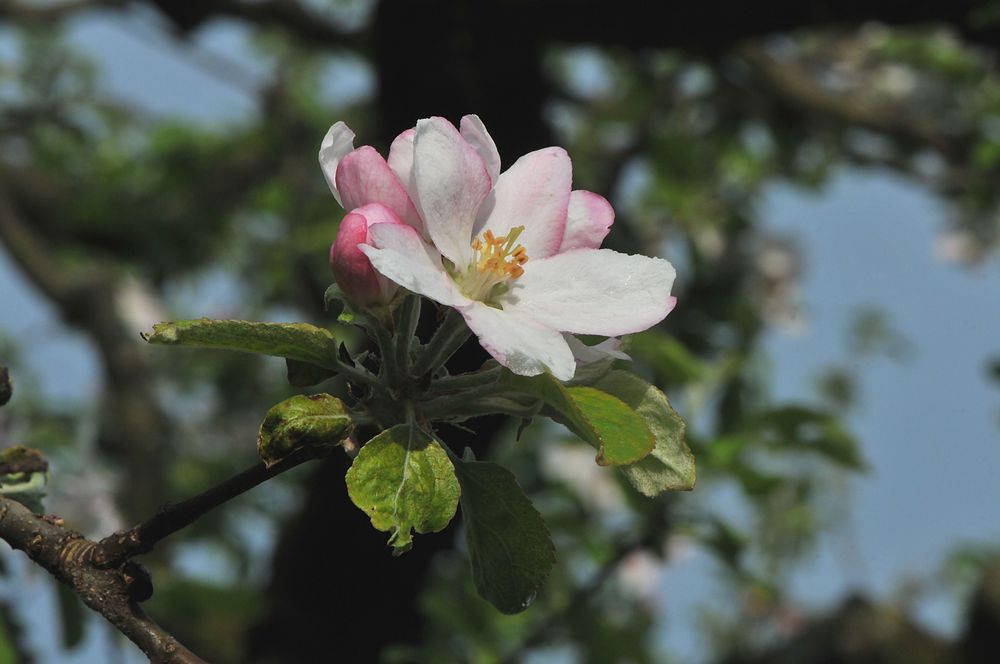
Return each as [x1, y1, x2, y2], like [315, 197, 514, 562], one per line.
[322, 115, 676, 381]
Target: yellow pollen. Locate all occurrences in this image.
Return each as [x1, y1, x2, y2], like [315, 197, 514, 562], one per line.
[458, 225, 530, 301]
[471, 226, 529, 281]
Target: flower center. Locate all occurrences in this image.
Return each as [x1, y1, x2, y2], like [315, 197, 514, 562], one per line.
[456, 226, 529, 302]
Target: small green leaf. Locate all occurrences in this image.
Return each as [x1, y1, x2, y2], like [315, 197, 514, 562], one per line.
[285, 358, 336, 387]
[455, 457, 555, 614]
[503, 373, 654, 466]
[144, 319, 338, 368]
[257, 394, 353, 466]
[0, 446, 49, 514]
[346, 426, 460, 555]
[593, 371, 695, 495]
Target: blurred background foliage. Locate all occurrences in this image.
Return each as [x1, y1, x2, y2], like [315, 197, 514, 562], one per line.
[1, 1, 999, 662]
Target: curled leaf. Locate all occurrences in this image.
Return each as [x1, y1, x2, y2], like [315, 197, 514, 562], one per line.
[257, 394, 354, 466]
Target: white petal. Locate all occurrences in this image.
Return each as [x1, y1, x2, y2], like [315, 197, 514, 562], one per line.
[460, 115, 501, 185]
[564, 335, 631, 363]
[564, 335, 629, 385]
[413, 117, 491, 267]
[460, 302, 576, 381]
[387, 128, 417, 202]
[360, 223, 469, 307]
[318, 121, 356, 206]
[474, 147, 571, 260]
[558, 190, 614, 252]
[505, 249, 676, 336]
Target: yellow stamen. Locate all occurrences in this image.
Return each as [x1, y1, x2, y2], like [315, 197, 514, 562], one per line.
[458, 225, 530, 301]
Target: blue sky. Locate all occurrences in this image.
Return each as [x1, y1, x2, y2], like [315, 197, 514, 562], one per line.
[1, 7, 999, 662]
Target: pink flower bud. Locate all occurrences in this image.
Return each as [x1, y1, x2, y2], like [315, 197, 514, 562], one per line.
[330, 203, 406, 308]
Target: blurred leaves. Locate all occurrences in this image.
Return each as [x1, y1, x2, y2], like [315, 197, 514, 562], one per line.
[1, 6, 999, 664]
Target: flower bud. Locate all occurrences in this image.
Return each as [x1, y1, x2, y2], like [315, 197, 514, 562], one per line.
[330, 203, 406, 309]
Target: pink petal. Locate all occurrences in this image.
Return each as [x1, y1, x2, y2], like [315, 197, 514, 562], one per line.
[460, 115, 501, 185]
[336, 146, 424, 233]
[330, 203, 405, 307]
[319, 121, 356, 206]
[459, 301, 576, 380]
[558, 190, 614, 252]
[474, 147, 571, 260]
[413, 117, 492, 267]
[505, 248, 677, 336]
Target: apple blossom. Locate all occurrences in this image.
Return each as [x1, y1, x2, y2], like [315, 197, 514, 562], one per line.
[321, 115, 677, 381]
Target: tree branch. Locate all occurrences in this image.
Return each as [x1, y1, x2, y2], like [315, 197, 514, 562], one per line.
[93, 443, 329, 568]
[737, 45, 963, 154]
[0, 0, 123, 23]
[0, 496, 205, 664]
[539, 0, 1000, 55]
[144, 0, 361, 49]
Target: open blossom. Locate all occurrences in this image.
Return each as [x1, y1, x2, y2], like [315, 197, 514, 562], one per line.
[320, 115, 676, 380]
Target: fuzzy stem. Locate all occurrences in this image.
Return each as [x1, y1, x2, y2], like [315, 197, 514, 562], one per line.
[394, 294, 421, 378]
[410, 308, 471, 377]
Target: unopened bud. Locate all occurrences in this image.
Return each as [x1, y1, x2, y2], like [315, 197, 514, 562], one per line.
[330, 203, 405, 309]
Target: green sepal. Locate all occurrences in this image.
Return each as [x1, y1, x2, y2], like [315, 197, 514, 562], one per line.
[323, 283, 346, 317]
[257, 394, 354, 467]
[144, 318, 338, 368]
[454, 457, 555, 614]
[346, 425, 460, 555]
[593, 370, 695, 495]
[502, 373, 654, 466]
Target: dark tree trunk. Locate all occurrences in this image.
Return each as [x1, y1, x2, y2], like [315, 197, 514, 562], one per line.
[248, 3, 550, 661]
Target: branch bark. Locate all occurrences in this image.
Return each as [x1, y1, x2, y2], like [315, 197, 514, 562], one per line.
[0, 431, 330, 661]
[0, 497, 205, 664]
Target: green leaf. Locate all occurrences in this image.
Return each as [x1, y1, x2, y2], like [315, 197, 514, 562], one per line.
[454, 457, 555, 614]
[346, 425, 460, 555]
[257, 394, 354, 466]
[593, 370, 696, 495]
[503, 373, 654, 466]
[144, 318, 338, 368]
